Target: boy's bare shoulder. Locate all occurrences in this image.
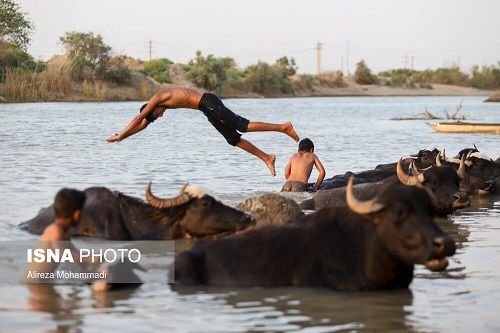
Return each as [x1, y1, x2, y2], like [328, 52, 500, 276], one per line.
[41, 224, 64, 241]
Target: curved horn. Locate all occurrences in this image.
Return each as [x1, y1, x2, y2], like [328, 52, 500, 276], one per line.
[435, 152, 442, 167]
[442, 148, 446, 161]
[145, 183, 191, 209]
[397, 159, 418, 186]
[473, 144, 478, 151]
[457, 155, 466, 180]
[346, 177, 385, 215]
[410, 161, 423, 176]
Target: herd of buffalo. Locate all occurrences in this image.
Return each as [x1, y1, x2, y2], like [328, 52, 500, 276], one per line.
[20, 146, 500, 291]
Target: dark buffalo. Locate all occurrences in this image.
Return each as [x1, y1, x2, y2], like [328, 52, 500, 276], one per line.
[175, 178, 456, 291]
[434, 152, 496, 195]
[319, 148, 440, 190]
[302, 159, 470, 216]
[20, 184, 254, 240]
[374, 147, 440, 171]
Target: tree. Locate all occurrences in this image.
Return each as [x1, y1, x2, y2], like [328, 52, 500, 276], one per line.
[59, 31, 111, 80]
[244, 57, 295, 95]
[0, 0, 33, 49]
[143, 58, 173, 83]
[274, 56, 297, 77]
[186, 50, 234, 92]
[354, 60, 377, 85]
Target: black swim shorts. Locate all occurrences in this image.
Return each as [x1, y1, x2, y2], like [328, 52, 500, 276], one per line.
[198, 92, 250, 146]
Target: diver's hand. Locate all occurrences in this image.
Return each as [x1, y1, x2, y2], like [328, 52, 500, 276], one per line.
[106, 133, 122, 143]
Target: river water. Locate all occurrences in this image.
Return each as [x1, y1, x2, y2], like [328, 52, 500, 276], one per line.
[0, 96, 499, 332]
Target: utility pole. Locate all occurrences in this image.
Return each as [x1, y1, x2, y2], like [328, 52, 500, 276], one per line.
[345, 37, 350, 76]
[341, 56, 344, 75]
[148, 39, 153, 61]
[316, 42, 322, 75]
[411, 56, 414, 70]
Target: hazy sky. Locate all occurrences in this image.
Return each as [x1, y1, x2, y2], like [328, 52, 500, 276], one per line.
[17, 0, 500, 74]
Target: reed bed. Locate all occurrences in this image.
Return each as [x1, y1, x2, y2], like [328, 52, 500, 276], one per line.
[0, 67, 71, 102]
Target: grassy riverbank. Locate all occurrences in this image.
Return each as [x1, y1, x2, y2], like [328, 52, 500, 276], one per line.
[0, 56, 494, 103]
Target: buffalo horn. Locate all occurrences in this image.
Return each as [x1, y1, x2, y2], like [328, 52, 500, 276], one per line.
[397, 159, 419, 186]
[457, 154, 466, 180]
[410, 161, 424, 176]
[146, 183, 191, 208]
[346, 177, 385, 215]
[435, 152, 442, 167]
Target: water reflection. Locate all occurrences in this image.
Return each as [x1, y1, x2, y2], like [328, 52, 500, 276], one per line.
[173, 286, 415, 332]
[27, 284, 84, 333]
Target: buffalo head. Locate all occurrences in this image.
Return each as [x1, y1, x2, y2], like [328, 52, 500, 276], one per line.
[346, 178, 456, 272]
[396, 158, 470, 215]
[146, 183, 254, 238]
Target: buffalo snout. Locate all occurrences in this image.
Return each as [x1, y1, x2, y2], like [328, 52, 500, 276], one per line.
[451, 191, 470, 209]
[432, 236, 456, 257]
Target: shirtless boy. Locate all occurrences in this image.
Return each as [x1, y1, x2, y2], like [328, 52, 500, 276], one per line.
[28, 189, 86, 278]
[282, 138, 325, 192]
[39, 188, 86, 242]
[106, 87, 299, 176]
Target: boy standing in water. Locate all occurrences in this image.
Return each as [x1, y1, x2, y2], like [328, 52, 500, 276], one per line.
[106, 87, 300, 176]
[282, 138, 325, 192]
[39, 188, 86, 242]
[28, 189, 86, 278]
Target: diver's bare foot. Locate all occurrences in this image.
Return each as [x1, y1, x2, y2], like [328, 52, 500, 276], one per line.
[265, 154, 276, 177]
[284, 122, 299, 142]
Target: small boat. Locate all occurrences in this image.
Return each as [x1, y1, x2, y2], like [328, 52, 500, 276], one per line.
[429, 122, 500, 134]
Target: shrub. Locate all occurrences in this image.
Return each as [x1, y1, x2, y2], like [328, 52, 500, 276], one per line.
[186, 50, 234, 92]
[97, 56, 131, 84]
[0, 41, 44, 81]
[244, 57, 296, 95]
[317, 71, 345, 88]
[470, 64, 500, 89]
[432, 66, 468, 86]
[354, 60, 377, 85]
[143, 58, 172, 83]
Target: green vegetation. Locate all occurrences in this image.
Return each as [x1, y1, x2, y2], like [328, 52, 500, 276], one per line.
[470, 64, 500, 89]
[354, 60, 377, 85]
[378, 64, 500, 90]
[244, 56, 297, 94]
[0, 0, 33, 49]
[185, 50, 234, 92]
[59, 31, 130, 83]
[143, 58, 172, 83]
[0, 0, 43, 81]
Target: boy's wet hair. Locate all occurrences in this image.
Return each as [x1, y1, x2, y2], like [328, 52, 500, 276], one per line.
[298, 138, 314, 152]
[54, 189, 86, 218]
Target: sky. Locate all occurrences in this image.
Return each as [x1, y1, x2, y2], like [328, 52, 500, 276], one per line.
[16, 0, 500, 74]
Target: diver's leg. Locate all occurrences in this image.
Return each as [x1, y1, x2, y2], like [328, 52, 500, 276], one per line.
[236, 139, 276, 176]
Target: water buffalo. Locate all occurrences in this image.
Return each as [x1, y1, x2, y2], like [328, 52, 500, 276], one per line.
[20, 184, 254, 240]
[301, 159, 470, 216]
[374, 147, 440, 171]
[434, 152, 496, 195]
[320, 148, 440, 190]
[175, 178, 456, 291]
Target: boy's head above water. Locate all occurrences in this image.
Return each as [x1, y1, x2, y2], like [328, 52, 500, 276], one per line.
[298, 138, 314, 152]
[54, 188, 86, 227]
